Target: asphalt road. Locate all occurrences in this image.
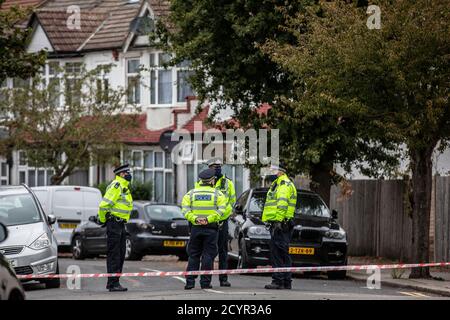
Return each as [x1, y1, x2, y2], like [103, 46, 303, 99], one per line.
[23, 256, 449, 300]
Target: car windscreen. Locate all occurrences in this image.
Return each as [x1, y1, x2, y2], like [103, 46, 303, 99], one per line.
[248, 192, 331, 218]
[144, 205, 185, 221]
[0, 193, 42, 226]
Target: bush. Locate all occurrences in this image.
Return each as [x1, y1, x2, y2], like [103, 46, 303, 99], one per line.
[95, 180, 152, 200]
[129, 181, 152, 200]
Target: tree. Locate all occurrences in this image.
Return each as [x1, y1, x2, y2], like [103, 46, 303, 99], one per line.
[157, 0, 398, 205]
[0, 64, 140, 185]
[0, 0, 46, 82]
[260, 1, 401, 205]
[154, 0, 310, 118]
[264, 0, 449, 277]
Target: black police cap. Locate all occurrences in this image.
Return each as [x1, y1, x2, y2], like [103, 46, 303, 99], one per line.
[113, 163, 130, 175]
[198, 168, 216, 181]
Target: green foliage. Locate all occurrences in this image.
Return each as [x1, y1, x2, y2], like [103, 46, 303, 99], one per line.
[153, 0, 312, 119]
[0, 0, 46, 82]
[129, 181, 153, 201]
[95, 181, 109, 196]
[95, 180, 153, 201]
[0, 64, 140, 184]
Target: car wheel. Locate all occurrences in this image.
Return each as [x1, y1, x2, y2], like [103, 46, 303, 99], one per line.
[8, 289, 25, 300]
[227, 254, 238, 269]
[237, 237, 253, 269]
[43, 262, 61, 289]
[72, 235, 86, 260]
[327, 258, 348, 280]
[125, 236, 142, 261]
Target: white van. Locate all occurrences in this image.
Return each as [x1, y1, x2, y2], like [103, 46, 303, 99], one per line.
[31, 186, 102, 248]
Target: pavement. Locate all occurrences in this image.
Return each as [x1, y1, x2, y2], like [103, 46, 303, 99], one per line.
[347, 256, 450, 297]
[22, 256, 450, 300]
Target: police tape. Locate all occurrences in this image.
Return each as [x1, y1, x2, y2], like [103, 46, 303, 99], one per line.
[15, 261, 450, 280]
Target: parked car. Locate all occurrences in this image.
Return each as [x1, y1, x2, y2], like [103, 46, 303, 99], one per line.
[0, 222, 26, 300]
[227, 188, 348, 279]
[0, 185, 60, 288]
[71, 202, 190, 261]
[32, 186, 102, 250]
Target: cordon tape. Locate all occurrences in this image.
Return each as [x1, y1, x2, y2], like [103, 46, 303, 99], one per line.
[16, 262, 450, 280]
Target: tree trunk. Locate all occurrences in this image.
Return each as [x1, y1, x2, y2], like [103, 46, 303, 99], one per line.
[409, 148, 433, 279]
[310, 163, 333, 207]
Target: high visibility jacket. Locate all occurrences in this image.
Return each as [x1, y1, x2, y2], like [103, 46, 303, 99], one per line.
[262, 174, 297, 223]
[195, 175, 236, 221]
[98, 176, 133, 223]
[181, 185, 227, 225]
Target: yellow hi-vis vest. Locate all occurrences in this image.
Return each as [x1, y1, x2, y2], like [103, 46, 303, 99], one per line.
[98, 175, 133, 223]
[195, 175, 236, 221]
[262, 174, 297, 222]
[181, 185, 227, 225]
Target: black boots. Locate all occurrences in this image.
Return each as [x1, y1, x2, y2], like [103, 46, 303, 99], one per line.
[264, 282, 292, 289]
[220, 280, 231, 287]
[108, 284, 128, 292]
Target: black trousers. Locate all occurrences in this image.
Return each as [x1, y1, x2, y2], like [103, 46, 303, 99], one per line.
[269, 225, 294, 285]
[217, 221, 229, 282]
[186, 226, 218, 286]
[106, 219, 126, 287]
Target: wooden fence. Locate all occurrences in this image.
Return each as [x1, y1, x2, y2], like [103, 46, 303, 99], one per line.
[330, 180, 413, 261]
[435, 177, 450, 262]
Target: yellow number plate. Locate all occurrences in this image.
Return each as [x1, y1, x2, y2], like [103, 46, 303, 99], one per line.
[163, 241, 185, 247]
[289, 247, 315, 255]
[59, 223, 78, 229]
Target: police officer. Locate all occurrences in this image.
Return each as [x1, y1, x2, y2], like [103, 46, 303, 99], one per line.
[195, 158, 236, 287]
[98, 164, 133, 292]
[182, 168, 227, 290]
[262, 164, 297, 289]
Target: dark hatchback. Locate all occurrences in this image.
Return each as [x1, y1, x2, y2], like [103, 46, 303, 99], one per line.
[228, 188, 348, 279]
[71, 202, 190, 261]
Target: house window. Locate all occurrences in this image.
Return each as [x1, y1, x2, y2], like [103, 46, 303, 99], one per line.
[96, 65, 110, 104]
[64, 62, 82, 106]
[150, 53, 172, 104]
[20, 168, 54, 187]
[186, 163, 245, 198]
[127, 58, 141, 104]
[48, 61, 61, 108]
[13, 77, 30, 89]
[0, 160, 8, 185]
[0, 79, 7, 102]
[177, 60, 194, 102]
[124, 149, 174, 203]
[149, 53, 195, 105]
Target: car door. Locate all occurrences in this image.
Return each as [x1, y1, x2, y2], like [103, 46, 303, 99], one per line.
[228, 190, 250, 256]
[83, 221, 107, 253]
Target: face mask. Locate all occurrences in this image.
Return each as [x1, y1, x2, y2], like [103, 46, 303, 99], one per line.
[124, 173, 132, 182]
[214, 167, 222, 177]
[266, 174, 278, 183]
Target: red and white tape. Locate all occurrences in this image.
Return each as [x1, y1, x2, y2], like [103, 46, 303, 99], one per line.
[16, 262, 450, 280]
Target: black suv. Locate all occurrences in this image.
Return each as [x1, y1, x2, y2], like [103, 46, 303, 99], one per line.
[71, 202, 190, 261]
[227, 188, 348, 279]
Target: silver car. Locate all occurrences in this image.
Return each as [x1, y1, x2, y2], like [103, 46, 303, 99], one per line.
[0, 185, 60, 289]
[0, 222, 25, 300]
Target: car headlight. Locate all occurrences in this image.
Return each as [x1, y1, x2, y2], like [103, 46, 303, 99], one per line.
[324, 230, 346, 240]
[29, 233, 51, 250]
[248, 226, 270, 238]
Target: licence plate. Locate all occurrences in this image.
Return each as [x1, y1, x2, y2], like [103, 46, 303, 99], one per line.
[289, 247, 315, 255]
[163, 241, 185, 247]
[8, 259, 17, 268]
[59, 223, 78, 229]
